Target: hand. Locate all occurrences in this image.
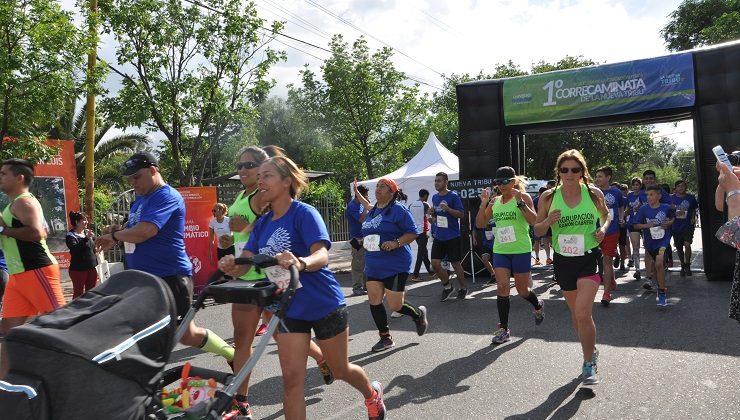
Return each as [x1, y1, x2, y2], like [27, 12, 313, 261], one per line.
[85, 229, 95, 238]
[545, 209, 561, 226]
[661, 221, 671, 229]
[101, 224, 122, 235]
[381, 240, 399, 251]
[440, 202, 449, 212]
[513, 188, 523, 201]
[480, 187, 490, 203]
[219, 234, 234, 248]
[218, 255, 238, 275]
[717, 162, 740, 192]
[229, 215, 249, 233]
[274, 251, 300, 270]
[95, 234, 116, 252]
[594, 228, 606, 243]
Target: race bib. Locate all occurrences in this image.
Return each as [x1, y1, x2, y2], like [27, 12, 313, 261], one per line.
[497, 226, 516, 244]
[124, 242, 136, 254]
[608, 208, 615, 222]
[363, 234, 381, 251]
[676, 209, 687, 219]
[265, 266, 302, 290]
[650, 226, 665, 240]
[437, 216, 449, 228]
[484, 230, 494, 241]
[558, 234, 585, 256]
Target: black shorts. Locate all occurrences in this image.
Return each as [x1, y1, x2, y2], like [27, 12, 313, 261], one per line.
[368, 272, 408, 292]
[673, 228, 694, 245]
[278, 306, 348, 340]
[217, 246, 235, 259]
[553, 248, 602, 292]
[431, 238, 462, 262]
[646, 247, 667, 260]
[618, 226, 628, 246]
[161, 274, 194, 323]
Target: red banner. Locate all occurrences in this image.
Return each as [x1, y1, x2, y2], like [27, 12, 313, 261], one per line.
[33, 140, 80, 269]
[177, 186, 218, 293]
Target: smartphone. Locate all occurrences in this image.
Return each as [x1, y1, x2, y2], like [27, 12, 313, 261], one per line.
[713, 145, 734, 171]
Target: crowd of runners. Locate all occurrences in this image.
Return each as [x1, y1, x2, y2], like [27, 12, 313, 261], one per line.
[0, 144, 703, 420]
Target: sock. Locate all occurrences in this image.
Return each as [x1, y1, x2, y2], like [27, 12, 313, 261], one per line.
[398, 302, 419, 318]
[199, 329, 235, 361]
[523, 291, 541, 310]
[235, 394, 248, 402]
[497, 295, 510, 329]
[660, 288, 667, 293]
[632, 249, 641, 270]
[370, 303, 389, 334]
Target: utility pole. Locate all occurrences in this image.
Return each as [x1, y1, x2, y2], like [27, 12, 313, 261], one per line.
[84, 0, 98, 222]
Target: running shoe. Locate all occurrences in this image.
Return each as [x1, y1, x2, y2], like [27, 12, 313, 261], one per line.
[592, 348, 599, 368]
[317, 359, 334, 385]
[545, 258, 553, 265]
[255, 323, 268, 336]
[457, 288, 468, 300]
[534, 300, 545, 325]
[224, 400, 252, 420]
[657, 292, 667, 307]
[619, 263, 626, 272]
[352, 287, 368, 296]
[601, 290, 611, 307]
[491, 324, 511, 344]
[371, 335, 395, 352]
[582, 362, 599, 385]
[627, 259, 634, 268]
[642, 280, 653, 291]
[414, 305, 428, 336]
[613, 257, 620, 268]
[440, 286, 455, 302]
[633, 271, 641, 280]
[390, 311, 403, 318]
[410, 276, 423, 282]
[533, 258, 541, 266]
[365, 381, 386, 420]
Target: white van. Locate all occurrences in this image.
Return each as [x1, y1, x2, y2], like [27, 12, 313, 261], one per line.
[526, 179, 551, 198]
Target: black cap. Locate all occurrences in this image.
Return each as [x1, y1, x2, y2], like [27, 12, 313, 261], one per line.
[495, 166, 516, 179]
[122, 152, 159, 176]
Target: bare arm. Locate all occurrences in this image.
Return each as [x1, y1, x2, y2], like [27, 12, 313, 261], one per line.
[0, 197, 47, 242]
[534, 190, 557, 237]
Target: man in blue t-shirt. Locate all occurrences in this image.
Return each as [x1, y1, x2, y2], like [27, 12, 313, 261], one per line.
[346, 184, 370, 296]
[670, 179, 699, 277]
[95, 152, 234, 365]
[634, 185, 674, 307]
[430, 172, 467, 301]
[595, 167, 624, 305]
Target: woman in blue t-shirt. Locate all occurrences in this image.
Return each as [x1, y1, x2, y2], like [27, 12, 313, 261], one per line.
[219, 156, 386, 420]
[359, 178, 427, 353]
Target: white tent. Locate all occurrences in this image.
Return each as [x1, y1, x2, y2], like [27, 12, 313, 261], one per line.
[352, 132, 459, 274]
[354, 132, 459, 203]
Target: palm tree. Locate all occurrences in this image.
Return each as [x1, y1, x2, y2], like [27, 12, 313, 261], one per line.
[49, 99, 150, 188]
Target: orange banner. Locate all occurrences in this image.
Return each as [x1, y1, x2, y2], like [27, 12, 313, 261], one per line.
[177, 186, 218, 293]
[33, 140, 80, 269]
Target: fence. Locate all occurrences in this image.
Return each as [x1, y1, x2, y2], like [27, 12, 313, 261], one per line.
[98, 187, 349, 263]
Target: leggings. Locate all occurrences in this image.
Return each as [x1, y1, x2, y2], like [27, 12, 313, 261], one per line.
[69, 269, 99, 299]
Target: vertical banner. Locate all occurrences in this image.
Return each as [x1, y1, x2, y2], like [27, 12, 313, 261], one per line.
[31, 140, 80, 269]
[177, 186, 218, 293]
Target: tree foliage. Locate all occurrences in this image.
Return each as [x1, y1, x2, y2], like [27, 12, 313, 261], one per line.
[0, 0, 90, 161]
[100, 0, 285, 186]
[661, 0, 740, 51]
[288, 35, 426, 180]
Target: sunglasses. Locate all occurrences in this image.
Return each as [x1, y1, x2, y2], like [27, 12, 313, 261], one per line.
[559, 167, 583, 174]
[493, 178, 514, 186]
[236, 161, 259, 171]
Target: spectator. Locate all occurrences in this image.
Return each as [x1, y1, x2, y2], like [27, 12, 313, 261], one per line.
[65, 211, 99, 298]
[346, 183, 370, 296]
[714, 162, 740, 323]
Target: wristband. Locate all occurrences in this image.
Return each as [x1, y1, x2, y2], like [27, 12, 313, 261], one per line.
[727, 189, 740, 203]
[298, 257, 308, 272]
[111, 230, 119, 242]
[395, 238, 402, 248]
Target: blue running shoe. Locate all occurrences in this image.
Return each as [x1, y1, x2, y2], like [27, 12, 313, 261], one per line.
[657, 292, 667, 307]
[491, 324, 511, 344]
[582, 362, 599, 385]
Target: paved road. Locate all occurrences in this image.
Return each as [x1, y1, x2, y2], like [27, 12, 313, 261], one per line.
[169, 260, 740, 419]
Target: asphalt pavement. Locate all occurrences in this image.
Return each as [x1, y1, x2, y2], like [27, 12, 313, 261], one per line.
[165, 231, 740, 420]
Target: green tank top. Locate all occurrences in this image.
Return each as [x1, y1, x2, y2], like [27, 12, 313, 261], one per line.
[1, 192, 57, 275]
[228, 189, 264, 281]
[550, 184, 601, 256]
[492, 195, 532, 254]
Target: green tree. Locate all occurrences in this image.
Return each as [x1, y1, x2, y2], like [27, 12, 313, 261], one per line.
[0, 0, 90, 161]
[101, 0, 285, 186]
[289, 35, 426, 180]
[661, 0, 740, 51]
[671, 148, 699, 192]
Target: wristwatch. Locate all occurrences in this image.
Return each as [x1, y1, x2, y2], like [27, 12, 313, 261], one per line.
[297, 257, 308, 272]
[516, 200, 526, 208]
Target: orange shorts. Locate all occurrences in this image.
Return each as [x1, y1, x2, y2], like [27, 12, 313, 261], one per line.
[599, 232, 620, 258]
[1, 265, 66, 318]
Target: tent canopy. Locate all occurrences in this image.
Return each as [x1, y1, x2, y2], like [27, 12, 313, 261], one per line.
[355, 132, 459, 204]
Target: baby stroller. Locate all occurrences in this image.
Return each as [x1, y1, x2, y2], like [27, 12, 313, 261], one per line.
[0, 255, 298, 420]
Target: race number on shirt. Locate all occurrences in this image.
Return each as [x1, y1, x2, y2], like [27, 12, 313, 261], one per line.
[484, 230, 494, 241]
[496, 226, 516, 244]
[363, 234, 381, 251]
[437, 215, 448, 228]
[676, 209, 687, 219]
[649, 226, 665, 240]
[265, 266, 302, 291]
[558, 234, 585, 256]
[608, 208, 615, 222]
[124, 242, 136, 254]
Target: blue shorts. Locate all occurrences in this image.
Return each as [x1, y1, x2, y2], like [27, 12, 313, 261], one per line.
[492, 252, 531, 274]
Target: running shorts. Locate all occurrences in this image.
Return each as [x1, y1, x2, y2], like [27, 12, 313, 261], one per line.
[1, 265, 65, 318]
[599, 232, 619, 258]
[368, 272, 408, 292]
[279, 305, 348, 340]
[492, 252, 531, 274]
[553, 248, 601, 292]
[431, 238, 462, 262]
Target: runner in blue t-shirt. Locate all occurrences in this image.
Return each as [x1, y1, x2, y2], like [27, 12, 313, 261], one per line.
[595, 167, 624, 306]
[639, 169, 674, 280]
[430, 172, 468, 301]
[346, 183, 370, 296]
[220, 156, 386, 420]
[95, 152, 234, 373]
[359, 178, 427, 353]
[633, 185, 675, 307]
[625, 177, 644, 279]
[670, 180, 699, 277]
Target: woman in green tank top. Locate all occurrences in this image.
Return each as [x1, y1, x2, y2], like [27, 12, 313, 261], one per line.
[226, 146, 332, 414]
[534, 149, 609, 386]
[476, 166, 544, 345]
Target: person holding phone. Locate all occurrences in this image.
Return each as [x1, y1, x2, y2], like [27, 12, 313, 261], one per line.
[714, 153, 740, 324]
[65, 211, 99, 298]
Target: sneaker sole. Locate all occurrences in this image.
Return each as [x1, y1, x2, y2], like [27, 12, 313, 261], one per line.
[371, 343, 395, 352]
[491, 337, 510, 345]
[416, 306, 428, 336]
[582, 377, 600, 386]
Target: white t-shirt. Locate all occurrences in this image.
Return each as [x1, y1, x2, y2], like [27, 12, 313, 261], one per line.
[209, 216, 232, 249]
[408, 199, 428, 235]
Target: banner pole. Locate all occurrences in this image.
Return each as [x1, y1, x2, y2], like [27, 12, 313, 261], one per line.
[469, 209, 475, 283]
